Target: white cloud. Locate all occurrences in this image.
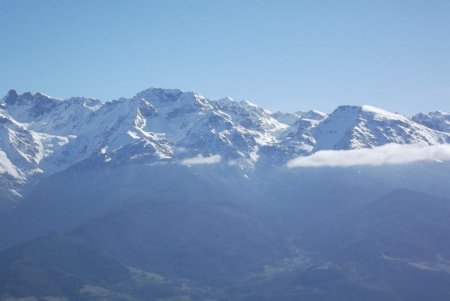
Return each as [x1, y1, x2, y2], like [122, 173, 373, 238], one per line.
[180, 154, 222, 166]
[286, 144, 450, 168]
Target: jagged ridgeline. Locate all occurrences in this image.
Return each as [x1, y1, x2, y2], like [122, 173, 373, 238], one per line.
[1, 88, 450, 301]
[0, 88, 449, 208]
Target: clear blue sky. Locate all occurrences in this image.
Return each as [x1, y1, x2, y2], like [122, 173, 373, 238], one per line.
[1, 0, 449, 114]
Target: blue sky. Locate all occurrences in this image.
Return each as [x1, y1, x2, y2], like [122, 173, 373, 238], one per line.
[1, 0, 449, 114]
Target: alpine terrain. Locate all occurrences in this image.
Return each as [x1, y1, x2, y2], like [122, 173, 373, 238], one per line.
[1, 88, 450, 301]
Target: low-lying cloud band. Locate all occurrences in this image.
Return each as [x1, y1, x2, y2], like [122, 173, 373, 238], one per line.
[180, 154, 222, 166]
[287, 144, 450, 168]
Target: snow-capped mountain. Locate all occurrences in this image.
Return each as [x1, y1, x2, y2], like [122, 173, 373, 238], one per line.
[0, 88, 449, 206]
[413, 111, 450, 133]
[312, 105, 449, 151]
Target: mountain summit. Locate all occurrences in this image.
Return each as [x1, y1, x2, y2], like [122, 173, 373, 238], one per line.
[0, 88, 449, 207]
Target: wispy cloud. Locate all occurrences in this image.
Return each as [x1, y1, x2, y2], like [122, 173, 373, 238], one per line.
[287, 144, 450, 168]
[180, 154, 222, 166]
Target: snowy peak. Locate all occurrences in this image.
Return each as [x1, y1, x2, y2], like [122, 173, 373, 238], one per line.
[413, 111, 450, 133]
[133, 87, 184, 103]
[2, 89, 20, 105]
[313, 105, 449, 151]
[133, 88, 211, 109]
[1, 90, 61, 122]
[271, 111, 301, 125]
[216, 97, 287, 134]
[2, 90, 60, 107]
[0, 88, 449, 207]
[66, 97, 102, 111]
[298, 110, 328, 121]
[329, 105, 406, 121]
[130, 88, 215, 125]
[359, 105, 411, 121]
[216, 96, 235, 106]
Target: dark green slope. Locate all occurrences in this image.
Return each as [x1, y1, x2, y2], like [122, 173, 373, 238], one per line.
[0, 190, 286, 300]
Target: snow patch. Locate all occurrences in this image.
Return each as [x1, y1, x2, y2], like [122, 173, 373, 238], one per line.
[0, 150, 22, 179]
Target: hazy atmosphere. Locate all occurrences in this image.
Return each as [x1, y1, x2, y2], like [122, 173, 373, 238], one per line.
[1, 1, 450, 301]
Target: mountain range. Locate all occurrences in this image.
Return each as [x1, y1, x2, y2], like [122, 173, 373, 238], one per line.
[1, 88, 450, 300]
[1, 88, 449, 208]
